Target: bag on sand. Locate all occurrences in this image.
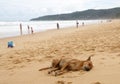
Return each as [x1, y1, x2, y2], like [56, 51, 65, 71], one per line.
[8, 41, 15, 48]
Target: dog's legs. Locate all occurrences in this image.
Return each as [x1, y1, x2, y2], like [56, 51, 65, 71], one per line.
[48, 68, 59, 74]
[55, 70, 68, 76]
[54, 63, 69, 76]
[60, 63, 69, 71]
[39, 67, 52, 71]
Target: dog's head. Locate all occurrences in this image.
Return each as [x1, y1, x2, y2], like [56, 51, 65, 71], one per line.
[82, 56, 93, 71]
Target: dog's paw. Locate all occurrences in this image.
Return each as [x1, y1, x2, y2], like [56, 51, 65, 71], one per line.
[52, 71, 58, 76]
[55, 72, 58, 76]
[48, 71, 51, 74]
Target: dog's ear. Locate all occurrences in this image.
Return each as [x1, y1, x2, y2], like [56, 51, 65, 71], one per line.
[87, 56, 91, 61]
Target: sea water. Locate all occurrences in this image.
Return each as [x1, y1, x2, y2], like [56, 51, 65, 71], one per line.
[0, 20, 105, 38]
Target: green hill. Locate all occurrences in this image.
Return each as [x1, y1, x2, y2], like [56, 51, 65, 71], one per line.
[31, 7, 120, 21]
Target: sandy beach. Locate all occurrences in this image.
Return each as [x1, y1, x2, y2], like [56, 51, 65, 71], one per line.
[0, 20, 120, 84]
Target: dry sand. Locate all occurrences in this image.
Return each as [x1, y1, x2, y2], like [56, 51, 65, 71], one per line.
[0, 20, 120, 84]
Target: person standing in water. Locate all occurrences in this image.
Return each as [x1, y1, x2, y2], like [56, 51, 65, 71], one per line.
[82, 22, 84, 26]
[57, 23, 59, 30]
[31, 27, 34, 34]
[76, 21, 79, 28]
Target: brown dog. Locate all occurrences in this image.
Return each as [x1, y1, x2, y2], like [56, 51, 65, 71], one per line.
[39, 56, 93, 76]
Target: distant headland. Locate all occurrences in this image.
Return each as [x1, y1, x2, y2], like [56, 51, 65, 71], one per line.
[30, 7, 120, 21]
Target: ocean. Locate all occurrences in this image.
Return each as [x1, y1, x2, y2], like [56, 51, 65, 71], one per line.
[0, 20, 104, 38]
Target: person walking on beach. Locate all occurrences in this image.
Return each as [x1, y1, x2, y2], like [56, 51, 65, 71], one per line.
[31, 27, 34, 34]
[20, 23, 22, 35]
[82, 22, 84, 26]
[28, 25, 30, 34]
[76, 21, 79, 28]
[57, 23, 59, 30]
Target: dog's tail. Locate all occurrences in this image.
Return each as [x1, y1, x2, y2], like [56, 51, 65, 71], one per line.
[38, 67, 52, 71]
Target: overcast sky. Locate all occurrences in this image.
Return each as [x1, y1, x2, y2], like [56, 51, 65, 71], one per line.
[0, 0, 120, 21]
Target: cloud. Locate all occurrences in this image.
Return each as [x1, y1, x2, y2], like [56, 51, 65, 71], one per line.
[0, 0, 120, 21]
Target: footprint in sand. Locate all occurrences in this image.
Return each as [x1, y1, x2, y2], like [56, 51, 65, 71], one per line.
[99, 62, 104, 64]
[12, 59, 22, 64]
[56, 81, 72, 84]
[0, 54, 2, 57]
[91, 81, 101, 84]
[100, 58, 106, 60]
[67, 82, 72, 84]
[111, 56, 115, 59]
[116, 54, 120, 57]
[56, 80, 65, 84]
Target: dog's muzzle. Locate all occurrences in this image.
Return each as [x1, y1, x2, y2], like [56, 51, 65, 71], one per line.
[83, 67, 91, 71]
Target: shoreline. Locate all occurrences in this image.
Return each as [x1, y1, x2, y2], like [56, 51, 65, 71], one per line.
[0, 20, 106, 39]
